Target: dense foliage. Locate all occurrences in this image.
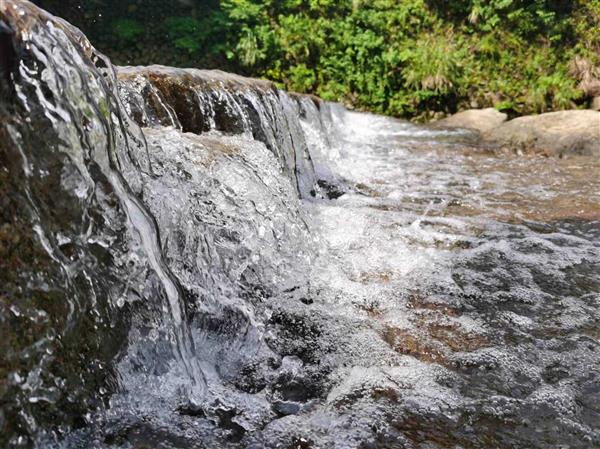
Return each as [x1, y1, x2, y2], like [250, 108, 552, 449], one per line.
[39, 0, 600, 118]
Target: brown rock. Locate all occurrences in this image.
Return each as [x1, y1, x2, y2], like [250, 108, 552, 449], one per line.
[484, 110, 600, 157]
[433, 108, 507, 133]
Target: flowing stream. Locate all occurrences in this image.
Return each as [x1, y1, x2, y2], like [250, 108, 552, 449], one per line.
[1, 2, 599, 449]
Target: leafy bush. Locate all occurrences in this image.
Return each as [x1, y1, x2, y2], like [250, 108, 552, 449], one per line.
[215, 0, 595, 117]
[41, 0, 599, 118]
[112, 18, 144, 42]
[165, 17, 204, 53]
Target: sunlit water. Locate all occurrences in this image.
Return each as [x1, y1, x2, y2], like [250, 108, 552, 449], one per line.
[1, 2, 599, 448]
[53, 109, 600, 449]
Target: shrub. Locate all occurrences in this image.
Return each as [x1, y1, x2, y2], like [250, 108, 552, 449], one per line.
[42, 0, 599, 118]
[112, 18, 144, 42]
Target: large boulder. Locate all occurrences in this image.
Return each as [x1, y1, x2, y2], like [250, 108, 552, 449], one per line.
[433, 108, 508, 133]
[484, 110, 600, 157]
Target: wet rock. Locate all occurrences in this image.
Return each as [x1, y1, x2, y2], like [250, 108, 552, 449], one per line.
[311, 179, 345, 199]
[117, 66, 344, 200]
[273, 400, 302, 416]
[0, 1, 163, 444]
[484, 110, 600, 157]
[433, 108, 507, 133]
[102, 418, 208, 449]
[118, 66, 274, 134]
[0, 19, 16, 85]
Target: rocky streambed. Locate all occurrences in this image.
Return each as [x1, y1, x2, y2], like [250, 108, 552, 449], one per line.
[1, 2, 600, 449]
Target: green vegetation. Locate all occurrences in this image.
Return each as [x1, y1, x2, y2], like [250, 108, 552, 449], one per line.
[40, 0, 600, 119]
[112, 18, 145, 42]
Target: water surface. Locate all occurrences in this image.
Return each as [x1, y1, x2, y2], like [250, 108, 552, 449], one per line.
[1, 3, 599, 448]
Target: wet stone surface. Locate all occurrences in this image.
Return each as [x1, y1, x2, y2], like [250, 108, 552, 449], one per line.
[1, 2, 599, 448]
[53, 110, 600, 449]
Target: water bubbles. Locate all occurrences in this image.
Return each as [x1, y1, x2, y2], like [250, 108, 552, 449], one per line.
[9, 305, 21, 317]
[11, 372, 24, 384]
[2, 1, 599, 445]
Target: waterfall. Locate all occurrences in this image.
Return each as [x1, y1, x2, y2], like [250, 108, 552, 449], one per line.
[2, 2, 599, 449]
[116, 65, 344, 199]
[0, 1, 342, 445]
[0, 0, 208, 441]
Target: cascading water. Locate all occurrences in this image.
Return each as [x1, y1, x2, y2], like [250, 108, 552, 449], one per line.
[1, 2, 599, 449]
[0, 0, 207, 442]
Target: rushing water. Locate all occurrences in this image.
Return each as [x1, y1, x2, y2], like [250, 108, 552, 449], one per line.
[1, 2, 599, 448]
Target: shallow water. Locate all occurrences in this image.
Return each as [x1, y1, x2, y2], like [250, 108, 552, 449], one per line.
[1, 2, 599, 448]
[53, 112, 599, 449]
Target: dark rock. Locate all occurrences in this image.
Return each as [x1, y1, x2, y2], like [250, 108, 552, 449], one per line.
[0, 19, 16, 85]
[273, 400, 302, 416]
